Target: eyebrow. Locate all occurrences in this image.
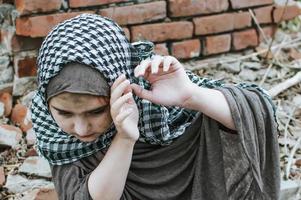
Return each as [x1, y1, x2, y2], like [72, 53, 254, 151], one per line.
[51, 104, 109, 114]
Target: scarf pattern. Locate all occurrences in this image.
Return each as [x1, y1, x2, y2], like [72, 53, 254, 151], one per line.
[32, 14, 260, 165]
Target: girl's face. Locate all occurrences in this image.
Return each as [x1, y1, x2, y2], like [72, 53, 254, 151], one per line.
[48, 92, 112, 142]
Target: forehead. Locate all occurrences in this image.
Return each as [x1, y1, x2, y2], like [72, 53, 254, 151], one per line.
[49, 92, 109, 106]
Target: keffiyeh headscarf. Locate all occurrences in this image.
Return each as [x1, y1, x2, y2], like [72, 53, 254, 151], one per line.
[31, 14, 223, 165]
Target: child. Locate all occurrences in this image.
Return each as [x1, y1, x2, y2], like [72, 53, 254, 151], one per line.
[31, 14, 280, 200]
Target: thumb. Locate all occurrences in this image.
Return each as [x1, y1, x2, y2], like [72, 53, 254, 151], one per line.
[131, 83, 153, 102]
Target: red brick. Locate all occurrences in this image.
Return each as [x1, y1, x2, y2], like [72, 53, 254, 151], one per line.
[234, 12, 251, 29]
[0, 167, 4, 186]
[16, 11, 94, 37]
[154, 43, 169, 56]
[11, 35, 43, 52]
[273, 5, 301, 23]
[259, 25, 277, 42]
[253, 6, 273, 24]
[0, 84, 13, 95]
[194, 13, 234, 35]
[11, 103, 32, 132]
[204, 34, 231, 55]
[14, 56, 37, 78]
[15, 0, 61, 15]
[168, 0, 228, 17]
[171, 39, 200, 59]
[230, 0, 273, 9]
[233, 29, 258, 50]
[70, 0, 127, 8]
[122, 27, 130, 41]
[131, 22, 193, 42]
[99, 1, 166, 25]
[0, 92, 12, 117]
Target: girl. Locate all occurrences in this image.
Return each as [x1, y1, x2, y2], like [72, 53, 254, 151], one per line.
[31, 14, 280, 200]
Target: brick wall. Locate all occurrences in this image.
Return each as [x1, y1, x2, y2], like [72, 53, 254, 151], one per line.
[0, 0, 300, 94]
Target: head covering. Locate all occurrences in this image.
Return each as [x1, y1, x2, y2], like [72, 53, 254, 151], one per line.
[46, 62, 110, 101]
[31, 14, 199, 165]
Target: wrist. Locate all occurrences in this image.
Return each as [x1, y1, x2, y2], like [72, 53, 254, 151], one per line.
[114, 130, 139, 145]
[182, 83, 200, 109]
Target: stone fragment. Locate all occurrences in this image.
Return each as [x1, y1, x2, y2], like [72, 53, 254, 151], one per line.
[0, 56, 10, 71]
[19, 156, 52, 178]
[0, 66, 14, 84]
[20, 90, 35, 108]
[0, 166, 5, 186]
[13, 76, 37, 96]
[0, 92, 13, 116]
[238, 69, 258, 81]
[0, 102, 4, 117]
[20, 184, 58, 200]
[25, 146, 38, 157]
[4, 174, 53, 193]
[242, 62, 262, 70]
[11, 103, 32, 132]
[280, 180, 301, 200]
[26, 127, 36, 145]
[0, 125, 22, 148]
[220, 62, 241, 73]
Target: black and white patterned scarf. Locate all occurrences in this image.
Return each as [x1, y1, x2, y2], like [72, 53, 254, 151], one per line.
[31, 14, 225, 165]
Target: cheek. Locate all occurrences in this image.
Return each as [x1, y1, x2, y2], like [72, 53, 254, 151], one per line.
[92, 112, 113, 131]
[51, 113, 72, 132]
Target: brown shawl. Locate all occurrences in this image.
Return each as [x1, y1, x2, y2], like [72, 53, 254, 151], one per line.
[51, 85, 280, 200]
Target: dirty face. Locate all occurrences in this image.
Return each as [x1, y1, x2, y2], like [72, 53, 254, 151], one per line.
[48, 92, 112, 142]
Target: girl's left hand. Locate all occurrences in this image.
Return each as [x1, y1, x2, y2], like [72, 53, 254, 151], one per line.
[131, 55, 195, 107]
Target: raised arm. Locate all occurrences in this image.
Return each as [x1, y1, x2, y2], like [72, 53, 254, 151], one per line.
[88, 74, 139, 200]
[131, 55, 235, 131]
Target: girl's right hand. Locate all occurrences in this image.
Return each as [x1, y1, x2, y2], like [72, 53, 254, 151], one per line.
[110, 74, 139, 142]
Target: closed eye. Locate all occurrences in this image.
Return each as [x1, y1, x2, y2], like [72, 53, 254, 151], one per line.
[88, 105, 109, 115]
[58, 111, 73, 116]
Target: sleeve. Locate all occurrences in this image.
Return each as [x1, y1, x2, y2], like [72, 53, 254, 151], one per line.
[215, 85, 280, 199]
[50, 163, 93, 200]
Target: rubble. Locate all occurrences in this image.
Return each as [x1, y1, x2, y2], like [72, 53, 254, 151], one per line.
[19, 157, 51, 178]
[0, 125, 22, 148]
[4, 174, 53, 194]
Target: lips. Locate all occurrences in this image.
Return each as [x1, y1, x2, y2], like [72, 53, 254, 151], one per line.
[75, 133, 97, 142]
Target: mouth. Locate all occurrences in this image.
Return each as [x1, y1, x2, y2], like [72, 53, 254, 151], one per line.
[76, 134, 98, 142]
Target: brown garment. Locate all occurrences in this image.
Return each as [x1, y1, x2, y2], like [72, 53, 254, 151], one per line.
[46, 62, 110, 101]
[51, 86, 280, 200]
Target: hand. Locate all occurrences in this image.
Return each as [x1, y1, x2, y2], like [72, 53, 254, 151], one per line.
[131, 55, 195, 107]
[110, 74, 139, 142]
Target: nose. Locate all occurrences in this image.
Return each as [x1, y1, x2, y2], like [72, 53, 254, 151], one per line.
[73, 117, 91, 137]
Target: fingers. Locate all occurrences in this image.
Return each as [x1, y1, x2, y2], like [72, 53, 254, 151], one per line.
[163, 56, 174, 72]
[111, 92, 133, 115]
[134, 55, 180, 77]
[111, 74, 126, 91]
[150, 55, 163, 74]
[115, 108, 133, 123]
[110, 76, 131, 104]
[110, 74, 136, 122]
[131, 83, 153, 102]
[134, 57, 151, 77]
